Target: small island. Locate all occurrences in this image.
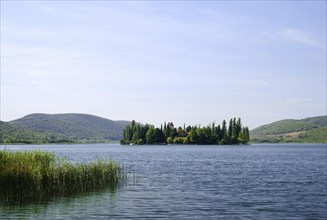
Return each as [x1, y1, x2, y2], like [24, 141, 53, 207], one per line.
[120, 118, 250, 145]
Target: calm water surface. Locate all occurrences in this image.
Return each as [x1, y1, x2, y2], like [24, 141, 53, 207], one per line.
[1, 144, 326, 219]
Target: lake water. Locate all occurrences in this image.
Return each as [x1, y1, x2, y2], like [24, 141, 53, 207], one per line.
[1, 144, 326, 219]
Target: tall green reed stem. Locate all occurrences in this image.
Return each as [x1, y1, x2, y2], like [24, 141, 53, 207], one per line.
[0, 150, 125, 205]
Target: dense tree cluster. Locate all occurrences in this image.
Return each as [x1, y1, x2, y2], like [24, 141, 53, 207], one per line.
[120, 118, 250, 145]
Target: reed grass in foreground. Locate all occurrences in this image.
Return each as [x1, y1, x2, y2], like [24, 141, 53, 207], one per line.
[0, 150, 125, 205]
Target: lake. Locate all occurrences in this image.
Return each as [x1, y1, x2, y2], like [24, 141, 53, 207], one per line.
[1, 144, 326, 219]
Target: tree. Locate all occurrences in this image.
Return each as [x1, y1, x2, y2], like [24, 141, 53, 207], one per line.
[216, 125, 221, 144]
[241, 127, 250, 144]
[137, 138, 144, 145]
[153, 128, 166, 144]
[177, 127, 187, 137]
[228, 119, 233, 143]
[169, 128, 178, 139]
[220, 120, 227, 144]
[145, 128, 154, 144]
[189, 128, 198, 144]
[197, 128, 206, 145]
[236, 118, 242, 138]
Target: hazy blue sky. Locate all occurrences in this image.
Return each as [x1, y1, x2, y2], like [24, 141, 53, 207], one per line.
[1, 1, 326, 129]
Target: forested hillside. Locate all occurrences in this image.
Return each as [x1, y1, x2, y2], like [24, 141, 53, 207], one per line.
[1, 113, 130, 144]
[250, 116, 327, 143]
[0, 121, 72, 144]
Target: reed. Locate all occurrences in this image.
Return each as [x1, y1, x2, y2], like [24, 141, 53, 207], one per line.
[0, 150, 125, 205]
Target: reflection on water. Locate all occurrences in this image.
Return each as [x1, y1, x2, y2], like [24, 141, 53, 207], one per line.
[1, 188, 122, 219]
[1, 144, 326, 219]
[0, 182, 121, 207]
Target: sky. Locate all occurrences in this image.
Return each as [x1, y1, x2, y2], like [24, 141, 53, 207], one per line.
[1, 1, 326, 129]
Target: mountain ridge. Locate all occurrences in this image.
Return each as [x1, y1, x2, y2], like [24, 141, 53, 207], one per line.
[250, 115, 327, 143]
[1, 113, 131, 143]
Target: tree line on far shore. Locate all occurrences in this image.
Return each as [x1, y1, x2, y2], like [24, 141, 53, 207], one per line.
[120, 118, 250, 145]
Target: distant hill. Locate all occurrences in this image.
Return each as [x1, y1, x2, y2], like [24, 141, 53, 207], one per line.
[250, 116, 327, 143]
[0, 121, 72, 144]
[1, 113, 130, 144]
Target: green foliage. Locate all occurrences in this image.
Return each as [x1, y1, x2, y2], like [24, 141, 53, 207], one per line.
[153, 128, 166, 143]
[302, 116, 327, 127]
[250, 116, 327, 143]
[0, 150, 125, 205]
[7, 113, 130, 142]
[299, 127, 327, 142]
[167, 137, 173, 144]
[121, 118, 250, 145]
[0, 121, 72, 144]
[145, 127, 154, 144]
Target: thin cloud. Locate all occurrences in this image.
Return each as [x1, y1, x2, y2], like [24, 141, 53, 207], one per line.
[259, 81, 272, 88]
[280, 28, 324, 48]
[286, 98, 312, 104]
